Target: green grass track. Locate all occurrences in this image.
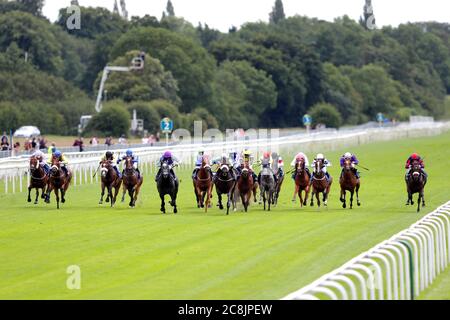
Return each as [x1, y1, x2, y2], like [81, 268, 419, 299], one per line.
[0, 131, 449, 299]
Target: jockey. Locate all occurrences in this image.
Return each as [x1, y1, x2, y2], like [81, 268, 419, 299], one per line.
[155, 150, 179, 181]
[237, 149, 257, 182]
[192, 150, 213, 180]
[405, 153, 427, 181]
[258, 151, 277, 184]
[212, 153, 236, 181]
[117, 149, 141, 179]
[291, 152, 311, 180]
[271, 152, 285, 179]
[229, 150, 239, 168]
[31, 149, 50, 174]
[101, 151, 121, 178]
[48, 150, 69, 175]
[340, 152, 360, 179]
[311, 153, 331, 183]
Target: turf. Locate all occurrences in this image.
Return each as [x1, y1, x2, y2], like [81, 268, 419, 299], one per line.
[0, 131, 449, 300]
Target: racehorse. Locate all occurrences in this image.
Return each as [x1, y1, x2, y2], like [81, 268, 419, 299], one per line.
[99, 160, 122, 207]
[214, 163, 236, 215]
[292, 159, 311, 207]
[406, 160, 426, 212]
[235, 165, 254, 212]
[259, 164, 275, 211]
[310, 159, 332, 208]
[27, 156, 48, 205]
[273, 173, 284, 206]
[121, 156, 143, 208]
[193, 155, 213, 212]
[45, 157, 72, 209]
[339, 158, 361, 209]
[156, 161, 179, 214]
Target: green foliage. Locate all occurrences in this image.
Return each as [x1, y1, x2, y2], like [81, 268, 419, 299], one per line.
[308, 103, 342, 129]
[85, 102, 130, 137]
[95, 51, 181, 105]
[126, 101, 161, 134]
[0, 102, 21, 131]
[269, 0, 285, 24]
[166, 0, 175, 17]
[111, 27, 215, 112]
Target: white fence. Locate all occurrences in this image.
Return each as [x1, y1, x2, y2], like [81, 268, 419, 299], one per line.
[282, 201, 450, 300]
[1, 121, 450, 194]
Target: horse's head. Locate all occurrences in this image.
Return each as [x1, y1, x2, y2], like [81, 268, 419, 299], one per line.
[50, 157, 60, 175]
[161, 162, 171, 179]
[220, 164, 229, 177]
[314, 159, 324, 175]
[411, 161, 422, 181]
[100, 160, 112, 178]
[124, 156, 134, 173]
[29, 156, 38, 172]
[202, 155, 211, 169]
[241, 167, 249, 178]
[343, 158, 352, 171]
[296, 159, 305, 173]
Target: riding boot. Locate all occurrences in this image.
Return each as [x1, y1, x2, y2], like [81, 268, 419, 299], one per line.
[325, 172, 330, 183]
[136, 168, 141, 180]
[252, 172, 258, 182]
[155, 169, 161, 182]
[114, 167, 121, 178]
[192, 168, 198, 180]
[273, 174, 278, 184]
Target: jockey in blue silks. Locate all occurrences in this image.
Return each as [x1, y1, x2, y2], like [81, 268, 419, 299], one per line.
[117, 149, 141, 179]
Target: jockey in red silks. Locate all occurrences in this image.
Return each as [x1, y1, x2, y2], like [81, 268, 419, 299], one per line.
[405, 153, 427, 181]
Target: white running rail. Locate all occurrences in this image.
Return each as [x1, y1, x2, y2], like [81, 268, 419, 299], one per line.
[282, 201, 450, 300]
[1, 121, 449, 194]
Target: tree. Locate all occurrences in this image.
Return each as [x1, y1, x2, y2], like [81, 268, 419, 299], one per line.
[127, 101, 161, 134]
[308, 103, 342, 129]
[84, 102, 130, 137]
[95, 51, 181, 105]
[111, 27, 215, 112]
[16, 0, 44, 16]
[166, 0, 175, 17]
[269, 0, 285, 24]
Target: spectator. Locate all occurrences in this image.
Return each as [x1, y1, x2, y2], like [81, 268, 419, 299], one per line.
[73, 137, 84, 152]
[118, 134, 127, 145]
[142, 135, 149, 145]
[1, 132, 9, 151]
[149, 134, 156, 146]
[156, 132, 160, 143]
[105, 136, 113, 147]
[24, 140, 32, 151]
[31, 137, 37, 149]
[13, 142, 20, 156]
[90, 137, 98, 147]
[39, 137, 47, 150]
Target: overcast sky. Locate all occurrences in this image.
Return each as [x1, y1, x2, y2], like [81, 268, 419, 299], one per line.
[43, 0, 450, 32]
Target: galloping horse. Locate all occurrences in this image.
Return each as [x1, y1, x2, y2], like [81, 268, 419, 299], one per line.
[121, 156, 143, 208]
[259, 164, 275, 211]
[27, 156, 48, 205]
[273, 172, 284, 206]
[193, 155, 213, 212]
[45, 157, 72, 209]
[235, 165, 254, 212]
[406, 160, 426, 212]
[214, 163, 236, 215]
[156, 162, 179, 214]
[339, 158, 361, 209]
[99, 160, 122, 207]
[292, 159, 311, 207]
[310, 159, 332, 208]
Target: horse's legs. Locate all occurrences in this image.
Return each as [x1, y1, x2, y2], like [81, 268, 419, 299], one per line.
[45, 185, 53, 203]
[421, 189, 425, 207]
[341, 189, 346, 209]
[27, 185, 32, 203]
[226, 191, 231, 215]
[121, 183, 126, 203]
[99, 182, 105, 204]
[112, 184, 121, 207]
[128, 188, 134, 207]
[160, 194, 166, 214]
[34, 188, 39, 205]
[268, 190, 272, 212]
[356, 183, 361, 206]
[108, 185, 113, 207]
[171, 193, 178, 214]
[304, 186, 310, 207]
[218, 192, 224, 210]
[61, 188, 66, 204]
[310, 189, 315, 207]
[316, 191, 321, 208]
[54, 188, 60, 210]
[350, 190, 354, 209]
[417, 193, 422, 213]
[298, 189, 303, 208]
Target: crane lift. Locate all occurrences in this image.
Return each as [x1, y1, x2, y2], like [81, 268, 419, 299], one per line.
[78, 52, 146, 134]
